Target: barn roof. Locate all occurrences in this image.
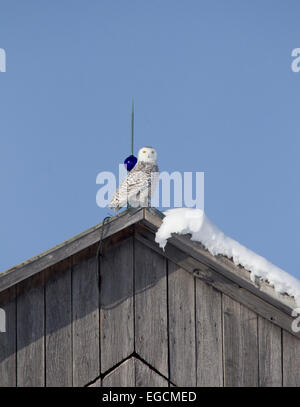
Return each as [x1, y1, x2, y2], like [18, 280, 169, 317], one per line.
[0, 207, 297, 337]
[1, 206, 300, 387]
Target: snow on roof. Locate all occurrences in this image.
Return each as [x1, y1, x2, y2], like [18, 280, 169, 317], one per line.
[155, 208, 300, 306]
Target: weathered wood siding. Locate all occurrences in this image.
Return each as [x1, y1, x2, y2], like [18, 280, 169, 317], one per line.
[0, 228, 300, 387]
[101, 238, 134, 373]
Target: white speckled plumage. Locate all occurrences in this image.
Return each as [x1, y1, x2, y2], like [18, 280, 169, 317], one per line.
[109, 147, 159, 211]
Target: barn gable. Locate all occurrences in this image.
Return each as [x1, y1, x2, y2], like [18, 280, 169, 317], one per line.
[0, 207, 299, 387]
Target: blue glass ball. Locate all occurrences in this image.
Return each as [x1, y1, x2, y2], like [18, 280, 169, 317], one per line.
[124, 155, 137, 171]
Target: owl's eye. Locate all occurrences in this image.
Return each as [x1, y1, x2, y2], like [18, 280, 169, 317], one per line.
[151, 151, 154, 154]
[143, 150, 146, 153]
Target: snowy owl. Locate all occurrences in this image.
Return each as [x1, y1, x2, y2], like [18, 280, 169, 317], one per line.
[109, 146, 159, 212]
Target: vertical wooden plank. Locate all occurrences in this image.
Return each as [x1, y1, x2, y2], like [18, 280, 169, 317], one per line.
[102, 357, 169, 387]
[72, 255, 99, 386]
[88, 378, 101, 387]
[100, 238, 134, 373]
[45, 261, 72, 387]
[135, 358, 169, 387]
[258, 317, 282, 387]
[168, 262, 196, 386]
[135, 240, 168, 378]
[196, 279, 223, 387]
[17, 273, 45, 387]
[223, 295, 258, 387]
[0, 287, 16, 387]
[283, 330, 300, 386]
[102, 358, 135, 387]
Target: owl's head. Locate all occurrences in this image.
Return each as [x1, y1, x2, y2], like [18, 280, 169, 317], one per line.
[137, 146, 158, 163]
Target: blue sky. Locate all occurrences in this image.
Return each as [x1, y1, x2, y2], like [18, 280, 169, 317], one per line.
[0, 0, 299, 278]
